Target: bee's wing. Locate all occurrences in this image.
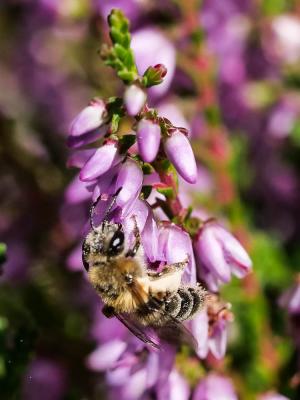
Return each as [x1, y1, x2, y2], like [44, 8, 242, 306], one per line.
[129, 279, 198, 351]
[112, 311, 160, 350]
[156, 317, 198, 350]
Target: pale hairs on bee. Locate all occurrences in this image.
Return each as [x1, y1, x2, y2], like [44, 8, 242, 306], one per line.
[82, 192, 207, 348]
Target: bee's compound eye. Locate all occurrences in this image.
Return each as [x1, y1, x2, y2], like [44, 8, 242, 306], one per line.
[108, 230, 124, 256]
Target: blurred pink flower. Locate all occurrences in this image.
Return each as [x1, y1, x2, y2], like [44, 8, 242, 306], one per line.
[193, 373, 238, 400]
[131, 29, 176, 98]
[194, 222, 252, 290]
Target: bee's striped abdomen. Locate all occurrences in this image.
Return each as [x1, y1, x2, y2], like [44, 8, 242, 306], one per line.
[165, 286, 206, 322]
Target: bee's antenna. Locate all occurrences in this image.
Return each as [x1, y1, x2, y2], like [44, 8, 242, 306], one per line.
[89, 188, 122, 230]
[89, 196, 101, 231]
[102, 188, 122, 225]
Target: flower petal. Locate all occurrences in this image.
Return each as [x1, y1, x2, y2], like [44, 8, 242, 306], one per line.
[80, 141, 121, 182]
[164, 130, 197, 184]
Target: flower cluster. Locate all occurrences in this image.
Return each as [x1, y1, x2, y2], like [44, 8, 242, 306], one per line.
[66, 8, 253, 399]
[2, 0, 299, 398]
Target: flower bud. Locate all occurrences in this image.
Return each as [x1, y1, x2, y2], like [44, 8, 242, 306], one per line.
[69, 99, 106, 137]
[194, 222, 252, 290]
[163, 130, 197, 184]
[115, 160, 143, 210]
[80, 141, 121, 182]
[142, 64, 167, 87]
[124, 84, 146, 116]
[137, 119, 161, 162]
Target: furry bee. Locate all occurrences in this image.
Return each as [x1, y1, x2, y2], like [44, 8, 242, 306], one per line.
[82, 201, 207, 349]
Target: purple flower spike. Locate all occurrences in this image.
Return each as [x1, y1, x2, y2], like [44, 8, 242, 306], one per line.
[80, 141, 121, 182]
[137, 119, 161, 162]
[124, 84, 146, 116]
[194, 222, 252, 289]
[193, 373, 238, 400]
[164, 130, 197, 184]
[279, 276, 300, 315]
[115, 159, 143, 211]
[69, 98, 106, 137]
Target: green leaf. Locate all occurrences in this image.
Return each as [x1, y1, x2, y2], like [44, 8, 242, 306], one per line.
[117, 70, 137, 82]
[102, 9, 138, 84]
[110, 114, 121, 134]
[142, 163, 155, 175]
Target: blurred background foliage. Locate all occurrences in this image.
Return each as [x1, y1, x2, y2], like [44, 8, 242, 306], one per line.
[0, 0, 300, 399]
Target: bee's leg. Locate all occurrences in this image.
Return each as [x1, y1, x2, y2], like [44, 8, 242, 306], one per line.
[102, 305, 115, 318]
[147, 257, 189, 278]
[125, 215, 141, 258]
[166, 256, 189, 272]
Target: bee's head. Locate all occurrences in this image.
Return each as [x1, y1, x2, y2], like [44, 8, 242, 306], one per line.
[82, 222, 125, 271]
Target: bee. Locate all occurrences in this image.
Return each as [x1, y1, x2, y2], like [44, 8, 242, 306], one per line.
[82, 197, 207, 349]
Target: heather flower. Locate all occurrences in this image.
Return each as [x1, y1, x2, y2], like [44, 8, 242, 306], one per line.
[99, 344, 176, 400]
[80, 140, 122, 182]
[68, 99, 107, 148]
[163, 130, 197, 184]
[91, 164, 121, 202]
[86, 339, 128, 371]
[191, 296, 232, 360]
[279, 276, 300, 315]
[122, 199, 150, 236]
[194, 222, 252, 290]
[124, 84, 147, 116]
[157, 223, 197, 284]
[115, 159, 144, 215]
[137, 119, 161, 162]
[193, 373, 238, 400]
